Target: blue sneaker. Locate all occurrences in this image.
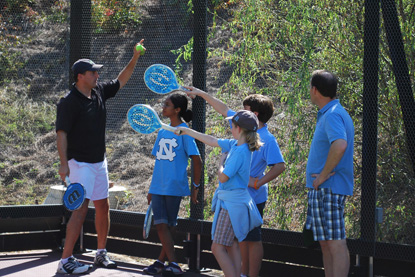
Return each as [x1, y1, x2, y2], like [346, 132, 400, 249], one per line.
[144, 260, 165, 275]
[163, 262, 183, 275]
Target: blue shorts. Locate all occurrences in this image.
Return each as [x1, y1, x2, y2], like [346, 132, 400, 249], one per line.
[305, 188, 346, 241]
[151, 194, 182, 226]
[243, 201, 266, 242]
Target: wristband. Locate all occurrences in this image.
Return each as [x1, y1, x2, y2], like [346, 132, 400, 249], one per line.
[193, 182, 200, 188]
[254, 179, 258, 190]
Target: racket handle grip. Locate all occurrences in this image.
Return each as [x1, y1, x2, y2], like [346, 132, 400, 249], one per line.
[179, 86, 190, 92]
[162, 124, 181, 134]
[65, 176, 71, 187]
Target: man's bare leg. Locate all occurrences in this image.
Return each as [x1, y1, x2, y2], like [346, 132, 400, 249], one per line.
[61, 200, 89, 259]
[320, 239, 349, 277]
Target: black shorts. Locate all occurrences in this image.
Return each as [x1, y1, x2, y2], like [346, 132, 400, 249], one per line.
[243, 201, 266, 242]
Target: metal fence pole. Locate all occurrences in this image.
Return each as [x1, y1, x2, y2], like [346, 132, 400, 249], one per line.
[361, 0, 380, 276]
[189, 0, 208, 272]
[69, 0, 91, 86]
[381, 0, 415, 174]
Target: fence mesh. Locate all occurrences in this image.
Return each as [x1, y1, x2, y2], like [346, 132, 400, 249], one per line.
[0, 0, 414, 257]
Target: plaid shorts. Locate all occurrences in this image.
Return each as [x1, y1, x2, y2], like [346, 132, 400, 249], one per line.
[213, 209, 236, 246]
[305, 188, 347, 241]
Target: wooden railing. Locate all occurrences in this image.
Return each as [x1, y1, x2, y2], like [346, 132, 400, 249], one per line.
[1, 205, 414, 276]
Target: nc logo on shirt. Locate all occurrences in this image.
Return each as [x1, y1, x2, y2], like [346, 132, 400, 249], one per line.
[156, 138, 178, 161]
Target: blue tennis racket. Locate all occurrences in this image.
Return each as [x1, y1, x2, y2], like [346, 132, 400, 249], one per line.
[127, 104, 178, 134]
[143, 202, 153, 239]
[144, 64, 189, 94]
[63, 176, 86, 211]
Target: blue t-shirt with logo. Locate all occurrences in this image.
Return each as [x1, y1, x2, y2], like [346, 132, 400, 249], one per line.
[306, 99, 354, 195]
[227, 110, 285, 204]
[150, 122, 200, 196]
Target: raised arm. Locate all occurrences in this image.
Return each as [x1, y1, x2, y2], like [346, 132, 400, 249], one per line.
[117, 39, 146, 89]
[183, 86, 229, 117]
[176, 126, 220, 148]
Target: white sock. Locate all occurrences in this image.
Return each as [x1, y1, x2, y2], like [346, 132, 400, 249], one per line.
[96, 248, 106, 255]
[61, 256, 74, 264]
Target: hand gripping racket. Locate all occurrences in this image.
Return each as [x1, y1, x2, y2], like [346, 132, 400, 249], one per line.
[143, 202, 153, 239]
[144, 64, 189, 94]
[127, 104, 179, 134]
[63, 176, 86, 211]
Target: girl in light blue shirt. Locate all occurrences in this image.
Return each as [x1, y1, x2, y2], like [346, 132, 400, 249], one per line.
[176, 110, 263, 277]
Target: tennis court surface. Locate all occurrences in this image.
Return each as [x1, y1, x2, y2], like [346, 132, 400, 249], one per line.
[0, 250, 220, 277]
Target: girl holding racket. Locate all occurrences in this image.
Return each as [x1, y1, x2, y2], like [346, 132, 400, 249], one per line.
[144, 93, 202, 275]
[175, 110, 263, 277]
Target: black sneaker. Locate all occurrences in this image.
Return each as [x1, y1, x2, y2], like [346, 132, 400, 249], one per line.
[94, 250, 117, 269]
[57, 257, 92, 274]
[143, 260, 165, 275]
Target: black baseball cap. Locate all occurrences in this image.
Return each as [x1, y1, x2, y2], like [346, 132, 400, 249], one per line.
[226, 110, 259, 131]
[72, 59, 103, 76]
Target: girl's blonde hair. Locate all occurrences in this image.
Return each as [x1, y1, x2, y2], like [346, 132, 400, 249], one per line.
[234, 121, 263, 151]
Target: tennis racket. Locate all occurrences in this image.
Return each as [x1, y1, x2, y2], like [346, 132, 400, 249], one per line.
[63, 176, 86, 211]
[143, 202, 153, 239]
[144, 64, 189, 94]
[127, 104, 178, 134]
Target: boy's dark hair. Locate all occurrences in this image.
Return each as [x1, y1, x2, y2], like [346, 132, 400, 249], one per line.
[311, 70, 338, 98]
[242, 94, 274, 123]
[169, 93, 193, 122]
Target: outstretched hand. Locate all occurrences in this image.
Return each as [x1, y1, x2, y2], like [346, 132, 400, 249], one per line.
[175, 126, 188, 136]
[183, 86, 202, 99]
[134, 39, 146, 56]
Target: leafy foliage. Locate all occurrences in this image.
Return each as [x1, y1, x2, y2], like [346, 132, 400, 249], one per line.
[92, 0, 142, 33]
[173, 0, 414, 244]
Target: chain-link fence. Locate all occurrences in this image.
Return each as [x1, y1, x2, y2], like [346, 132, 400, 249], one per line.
[1, 0, 414, 264]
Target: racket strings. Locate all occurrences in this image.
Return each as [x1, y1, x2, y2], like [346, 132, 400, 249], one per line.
[128, 106, 161, 134]
[145, 65, 178, 93]
[149, 72, 172, 90]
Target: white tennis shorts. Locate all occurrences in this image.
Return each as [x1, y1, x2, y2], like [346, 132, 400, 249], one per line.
[68, 158, 109, 201]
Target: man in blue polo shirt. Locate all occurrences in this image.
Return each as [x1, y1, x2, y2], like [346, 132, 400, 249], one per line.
[305, 70, 354, 277]
[55, 40, 146, 274]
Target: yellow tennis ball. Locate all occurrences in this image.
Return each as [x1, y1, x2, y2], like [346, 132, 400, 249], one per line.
[136, 44, 145, 55]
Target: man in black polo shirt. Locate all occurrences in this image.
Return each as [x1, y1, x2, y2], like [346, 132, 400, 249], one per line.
[56, 40, 146, 274]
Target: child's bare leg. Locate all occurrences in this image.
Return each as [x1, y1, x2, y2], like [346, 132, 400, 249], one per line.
[226, 239, 241, 277]
[212, 242, 238, 277]
[156, 223, 176, 263]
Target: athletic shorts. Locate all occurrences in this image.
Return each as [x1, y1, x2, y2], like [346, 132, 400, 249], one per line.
[151, 194, 182, 226]
[305, 188, 347, 241]
[213, 209, 236, 247]
[68, 158, 109, 201]
[243, 201, 266, 242]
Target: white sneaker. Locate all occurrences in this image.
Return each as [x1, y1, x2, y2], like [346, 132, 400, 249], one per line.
[94, 250, 117, 269]
[57, 257, 92, 274]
